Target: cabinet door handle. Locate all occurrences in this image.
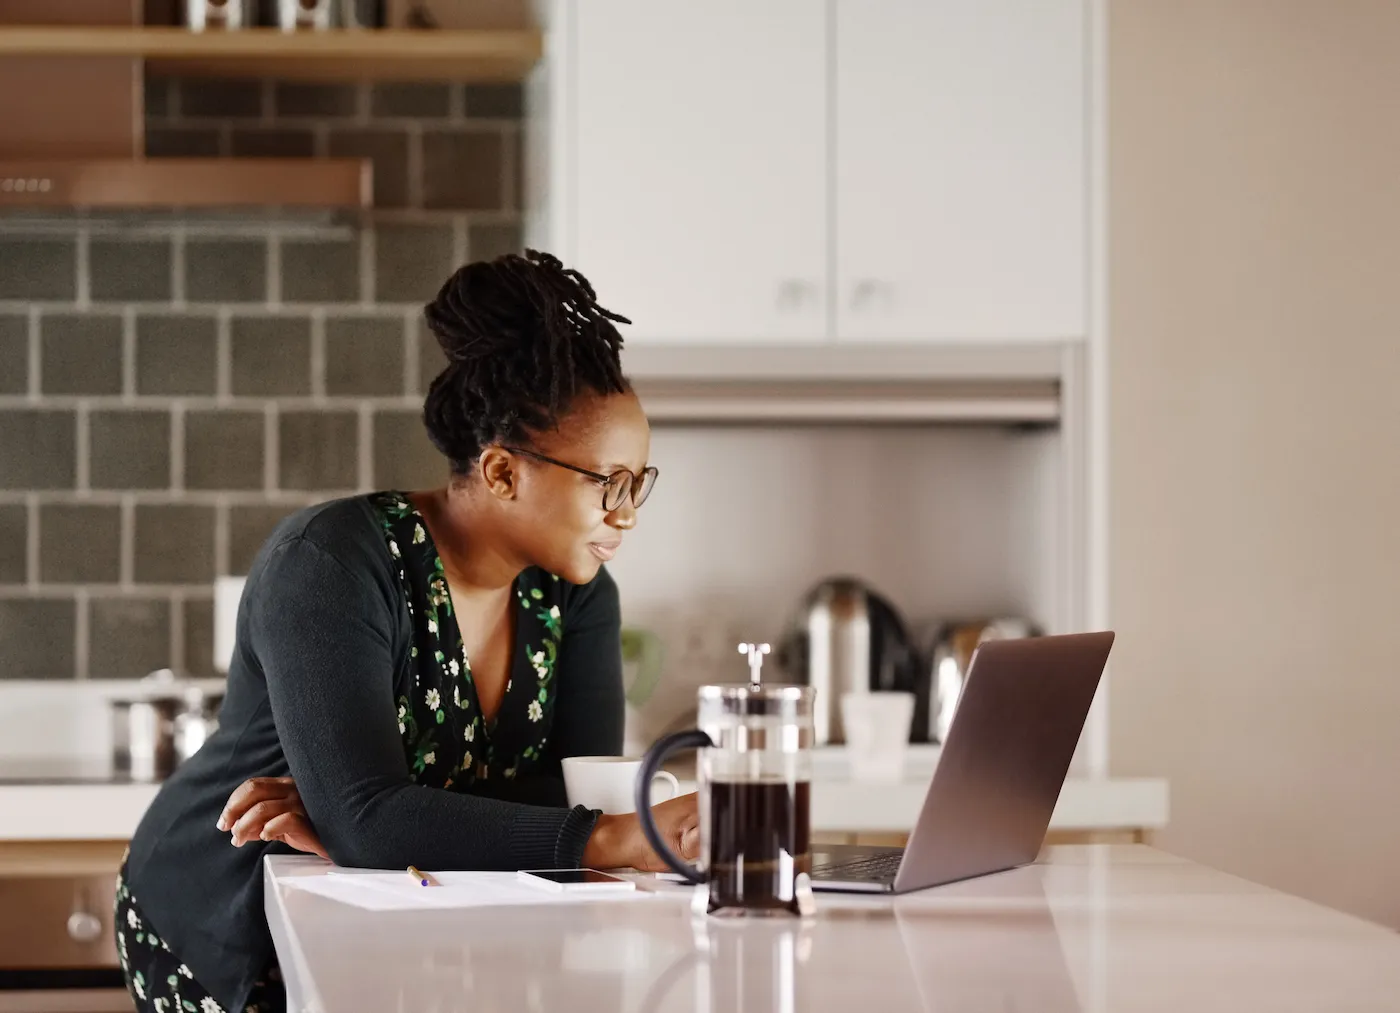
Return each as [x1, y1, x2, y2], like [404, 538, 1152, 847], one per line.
[67, 910, 104, 943]
[776, 280, 817, 310]
[850, 279, 884, 310]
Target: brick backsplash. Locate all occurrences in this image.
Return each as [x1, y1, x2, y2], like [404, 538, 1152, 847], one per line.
[0, 77, 525, 680]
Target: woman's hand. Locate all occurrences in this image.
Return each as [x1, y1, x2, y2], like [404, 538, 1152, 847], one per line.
[217, 776, 329, 861]
[582, 793, 700, 872]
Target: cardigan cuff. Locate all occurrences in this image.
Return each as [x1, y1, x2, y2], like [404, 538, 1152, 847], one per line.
[509, 804, 600, 869]
[555, 805, 602, 867]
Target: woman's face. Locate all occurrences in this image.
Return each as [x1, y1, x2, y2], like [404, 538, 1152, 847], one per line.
[500, 391, 652, 585]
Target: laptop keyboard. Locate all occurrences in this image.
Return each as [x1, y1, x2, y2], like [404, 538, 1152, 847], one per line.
[811, 851, 904, 882]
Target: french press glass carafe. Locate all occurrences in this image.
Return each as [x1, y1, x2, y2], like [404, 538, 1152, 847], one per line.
[636, 643, 816, 916]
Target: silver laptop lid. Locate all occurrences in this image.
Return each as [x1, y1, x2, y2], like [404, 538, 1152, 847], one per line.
[892, 631, 1114, 893]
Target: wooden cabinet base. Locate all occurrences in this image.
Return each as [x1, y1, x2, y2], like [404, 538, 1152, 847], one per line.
[0, 878, 119, 972]
[0, 841, 128, 981]
[0, 843, 128, 880]
[0, 987, 131, 1013]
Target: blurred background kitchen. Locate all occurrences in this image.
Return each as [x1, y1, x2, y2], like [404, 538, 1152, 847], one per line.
[0, 0, 1397, 1001]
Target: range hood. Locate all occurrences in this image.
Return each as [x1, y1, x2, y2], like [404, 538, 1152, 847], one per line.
[0, 159, 370, 209]
[624, 344, 1065, 425]
[0, 3, 370, 209]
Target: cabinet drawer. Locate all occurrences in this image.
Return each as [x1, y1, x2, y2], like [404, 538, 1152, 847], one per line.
[0, 877, 118, 970]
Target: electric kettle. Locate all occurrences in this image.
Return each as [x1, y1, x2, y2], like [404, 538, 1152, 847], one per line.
[774, 577, 923, 745]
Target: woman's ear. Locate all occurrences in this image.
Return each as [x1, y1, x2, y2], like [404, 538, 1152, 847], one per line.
[477, 447, 518, 500]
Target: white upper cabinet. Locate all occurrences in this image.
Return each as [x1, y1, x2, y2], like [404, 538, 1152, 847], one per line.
[533, 1, 1087, 345]
[833, 0, 1087, 342]
[559, 0, 829, 343]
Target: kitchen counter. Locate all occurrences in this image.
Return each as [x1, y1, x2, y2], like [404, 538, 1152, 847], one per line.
[0, 760, 161, 844]
[0, 749, 1168, 842]
[263, 845, 1400, 1012]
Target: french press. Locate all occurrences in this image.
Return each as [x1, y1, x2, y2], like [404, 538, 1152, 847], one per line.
[636, 643, 816, 916]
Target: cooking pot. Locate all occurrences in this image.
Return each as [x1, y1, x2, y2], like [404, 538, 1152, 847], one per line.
[110, 669, 224, 781]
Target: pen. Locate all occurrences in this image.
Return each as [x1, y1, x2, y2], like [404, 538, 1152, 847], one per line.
[407, 865, 440, 887]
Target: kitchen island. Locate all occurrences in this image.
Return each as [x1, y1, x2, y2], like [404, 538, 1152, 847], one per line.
[264, 845, 1400, 1012]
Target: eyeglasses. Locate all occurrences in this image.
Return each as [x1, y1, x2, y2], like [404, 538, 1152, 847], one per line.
[502, 447, 658, 512]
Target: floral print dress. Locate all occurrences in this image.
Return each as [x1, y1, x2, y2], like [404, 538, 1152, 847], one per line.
[114, 871, 284, 1013]
[372, 491, 565, 787]
[114, 491, 569, 1013]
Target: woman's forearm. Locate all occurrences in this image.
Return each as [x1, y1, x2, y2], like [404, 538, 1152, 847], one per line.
[317, 779, 596, 871]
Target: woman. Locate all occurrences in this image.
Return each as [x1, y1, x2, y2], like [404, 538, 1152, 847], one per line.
[115, 251, 698, 1013]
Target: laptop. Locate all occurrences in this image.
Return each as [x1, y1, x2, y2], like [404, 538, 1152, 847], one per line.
[809, 630, 1115, 894]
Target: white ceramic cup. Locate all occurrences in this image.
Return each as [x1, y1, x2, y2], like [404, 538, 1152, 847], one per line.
[840, 691, 916, 782]
[562, 755, 680, 815]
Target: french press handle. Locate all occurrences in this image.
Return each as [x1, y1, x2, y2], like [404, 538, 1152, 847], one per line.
[635, 729, 713, 884]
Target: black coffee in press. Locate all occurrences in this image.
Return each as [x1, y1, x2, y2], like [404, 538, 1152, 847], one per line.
[706, 779, 811, 913]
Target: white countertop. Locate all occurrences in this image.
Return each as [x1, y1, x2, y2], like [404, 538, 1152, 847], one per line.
[263, 845, 1400, 1012]
[0, 782, 162, 841]
[0, 748, 1168, 841]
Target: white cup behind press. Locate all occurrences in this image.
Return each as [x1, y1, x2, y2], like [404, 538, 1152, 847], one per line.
[841, 691, 915, 782]
[562, 755, 680, 814]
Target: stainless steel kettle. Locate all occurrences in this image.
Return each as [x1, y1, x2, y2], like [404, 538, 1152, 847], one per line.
[923, 619, 1039, 743]
[775, 577, 922, 745]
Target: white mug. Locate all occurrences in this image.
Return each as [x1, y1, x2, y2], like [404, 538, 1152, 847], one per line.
[562, 756, 679, 815]
[840, 691, 915, 782]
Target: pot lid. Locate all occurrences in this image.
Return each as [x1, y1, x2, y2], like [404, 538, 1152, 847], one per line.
[109, 668, 222, 705]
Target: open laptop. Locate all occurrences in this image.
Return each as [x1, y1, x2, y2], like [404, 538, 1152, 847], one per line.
[809, 630, 1114, 894]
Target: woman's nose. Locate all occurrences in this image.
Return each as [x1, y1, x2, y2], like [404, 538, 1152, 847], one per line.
[607, 500, 638, 530]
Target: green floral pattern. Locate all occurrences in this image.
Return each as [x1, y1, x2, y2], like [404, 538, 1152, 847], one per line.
[369, 492, 564, 787]
[115, 861, 284, 1013]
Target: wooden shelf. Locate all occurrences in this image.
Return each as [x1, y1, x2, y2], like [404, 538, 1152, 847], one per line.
[0, 26, 542, 82]
[0, 158, 371, 209]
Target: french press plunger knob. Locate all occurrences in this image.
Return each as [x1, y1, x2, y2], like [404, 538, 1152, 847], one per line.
[738, 642, 770, 689]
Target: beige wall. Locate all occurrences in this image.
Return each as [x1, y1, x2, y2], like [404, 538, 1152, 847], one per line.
[1109, 0, 1400, 929]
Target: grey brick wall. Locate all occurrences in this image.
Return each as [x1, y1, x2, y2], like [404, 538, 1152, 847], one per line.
[0, 78, 524, 680]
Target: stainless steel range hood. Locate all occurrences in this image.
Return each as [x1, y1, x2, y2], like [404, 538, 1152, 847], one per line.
[624, 343, 1065, 425]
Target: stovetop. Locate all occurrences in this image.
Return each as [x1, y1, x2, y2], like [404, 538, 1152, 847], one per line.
[0, 759, 149, 785]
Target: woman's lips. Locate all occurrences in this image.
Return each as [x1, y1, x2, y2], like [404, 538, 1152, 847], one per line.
[589, 540, 621, 561]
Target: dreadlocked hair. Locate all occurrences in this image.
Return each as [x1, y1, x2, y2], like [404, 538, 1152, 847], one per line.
[421, 249, 631, 473]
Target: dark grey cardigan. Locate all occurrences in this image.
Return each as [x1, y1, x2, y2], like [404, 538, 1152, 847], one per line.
[123, 496, 622, 1012]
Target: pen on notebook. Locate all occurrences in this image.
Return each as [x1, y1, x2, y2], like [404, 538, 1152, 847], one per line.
[407, 865, 440, 887]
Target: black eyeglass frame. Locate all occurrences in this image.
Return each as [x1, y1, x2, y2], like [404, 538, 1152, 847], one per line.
[501, 446, 658, 511]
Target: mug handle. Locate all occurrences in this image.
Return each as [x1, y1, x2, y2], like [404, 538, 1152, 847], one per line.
[635, 729, 712, 884]
[650, 770, 680, 802]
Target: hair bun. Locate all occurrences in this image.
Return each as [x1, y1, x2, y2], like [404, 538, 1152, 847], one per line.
[424, 260, 519, 364]
[420, 249, 631, 472]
